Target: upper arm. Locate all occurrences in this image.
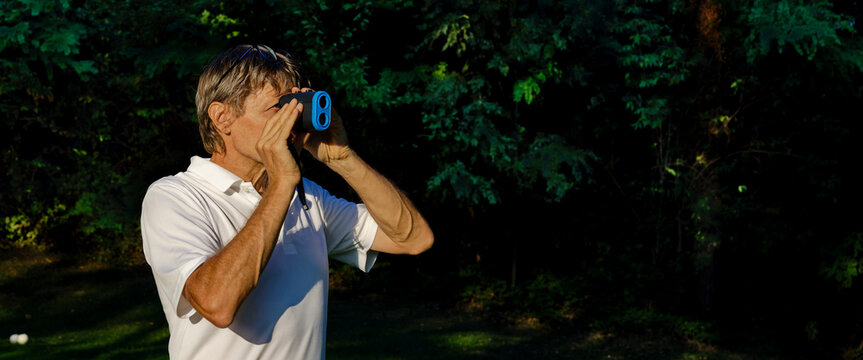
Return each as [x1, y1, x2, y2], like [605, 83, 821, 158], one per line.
[141, 181, 220, 318]
[370, 227, 413, 254]
[369, 223, 434, 255]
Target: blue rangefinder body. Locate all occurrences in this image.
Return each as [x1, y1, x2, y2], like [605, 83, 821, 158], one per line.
[278, 91, 332, 132]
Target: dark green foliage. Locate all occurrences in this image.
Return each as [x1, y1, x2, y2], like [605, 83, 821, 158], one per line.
[823, 232, 863, 288]
[1, 0, 213, 261]
[2, 0, 862, 356]
[605, 307, 717, 344]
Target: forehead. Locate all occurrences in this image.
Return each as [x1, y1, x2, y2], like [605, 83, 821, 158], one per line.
[244, 83, 282, 106]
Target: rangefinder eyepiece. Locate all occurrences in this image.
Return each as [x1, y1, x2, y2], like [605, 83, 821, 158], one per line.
[278, 91, 331, 132]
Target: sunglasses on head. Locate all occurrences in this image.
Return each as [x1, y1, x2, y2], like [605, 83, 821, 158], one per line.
[214, 44, 279, 90]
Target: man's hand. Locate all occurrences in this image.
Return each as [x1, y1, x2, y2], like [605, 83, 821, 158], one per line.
[289, 87, 353, 165]
[256, 97, 304, 192]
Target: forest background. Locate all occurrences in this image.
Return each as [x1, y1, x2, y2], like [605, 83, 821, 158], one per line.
[2, 0, 863, 358]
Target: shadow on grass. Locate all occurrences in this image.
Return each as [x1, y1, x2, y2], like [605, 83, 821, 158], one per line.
[326, 295, 765, 360]
[0, 252, 168, 360]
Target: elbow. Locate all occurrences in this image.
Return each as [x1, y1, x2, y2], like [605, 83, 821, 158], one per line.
[207, 308, 236, 328]
[198, 300, 237, 328]
[407, 231, 434, 255]
[184, 286, 237, 328]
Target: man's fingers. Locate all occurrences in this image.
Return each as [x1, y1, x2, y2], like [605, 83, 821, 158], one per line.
[261, 99, 301, 144]
[284, 103, 303, 138]
[256, 99, 304, 178]
[290, 87, 314, 93]
[264, 99, 296, 134]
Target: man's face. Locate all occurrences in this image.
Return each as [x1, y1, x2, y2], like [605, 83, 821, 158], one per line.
[226, 83, 305, 163]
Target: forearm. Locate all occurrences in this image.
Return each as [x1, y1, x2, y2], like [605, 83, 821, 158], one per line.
[183, 184, 294, 327]
[328, 150, 433, 254]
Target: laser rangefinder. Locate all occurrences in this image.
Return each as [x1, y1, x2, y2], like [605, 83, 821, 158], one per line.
[278, 90, 332, 132]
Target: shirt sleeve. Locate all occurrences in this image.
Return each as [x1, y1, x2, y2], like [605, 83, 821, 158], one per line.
[306, 180, 379, 272]
[141, 179, 221, 319]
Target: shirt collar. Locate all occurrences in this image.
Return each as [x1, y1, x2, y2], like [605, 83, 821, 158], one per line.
[186, 156, 244, 193]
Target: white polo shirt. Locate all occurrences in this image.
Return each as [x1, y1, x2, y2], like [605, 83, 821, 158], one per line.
[141, 156, 378, 359]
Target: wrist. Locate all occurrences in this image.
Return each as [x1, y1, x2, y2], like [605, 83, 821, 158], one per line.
[326, 149, 363, 179]
[266, 175, 300, 196]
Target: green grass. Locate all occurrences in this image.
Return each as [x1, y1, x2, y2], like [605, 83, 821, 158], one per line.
[0, 249, 773, 359]
[0, 250, 169, 359]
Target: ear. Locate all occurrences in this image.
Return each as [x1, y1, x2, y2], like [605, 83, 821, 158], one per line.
[208, 101, 233, 135]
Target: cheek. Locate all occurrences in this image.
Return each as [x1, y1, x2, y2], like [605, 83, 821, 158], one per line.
[231, 118, 266, 148]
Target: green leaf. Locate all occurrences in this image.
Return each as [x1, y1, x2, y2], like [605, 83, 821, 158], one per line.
[513, 77, 541, 104]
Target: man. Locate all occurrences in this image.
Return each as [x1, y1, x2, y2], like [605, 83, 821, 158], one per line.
[140, 44, 433, 359]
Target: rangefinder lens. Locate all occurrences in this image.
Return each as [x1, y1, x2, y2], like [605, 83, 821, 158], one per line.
[319, 95, 327, 109]
[318, 113, 326, 128]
